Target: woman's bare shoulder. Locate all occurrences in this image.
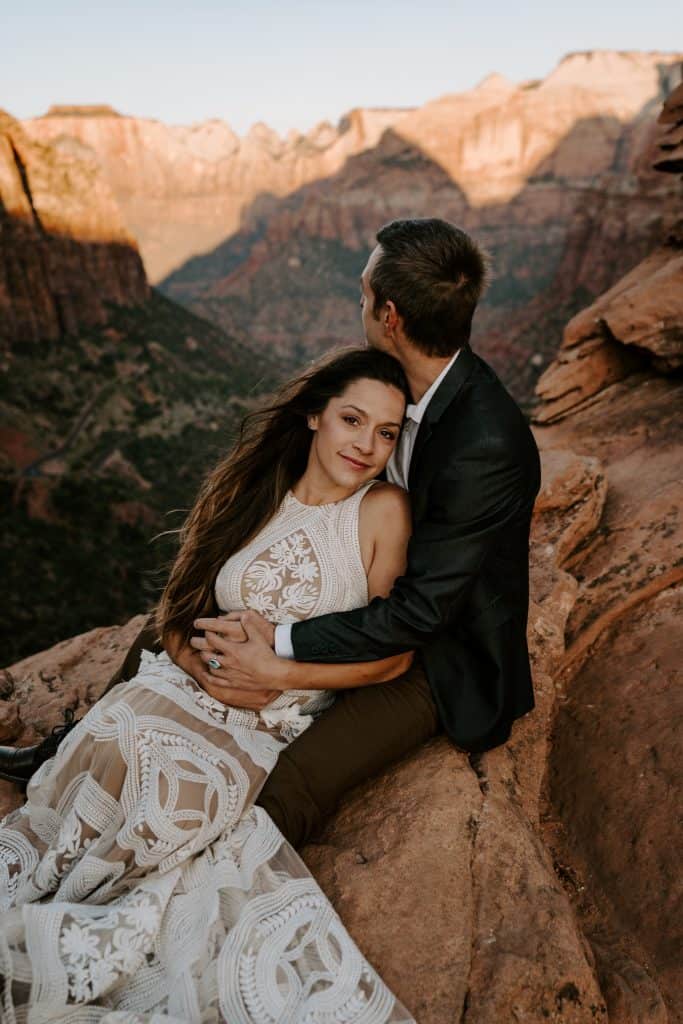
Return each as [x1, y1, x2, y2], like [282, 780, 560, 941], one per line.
[364, 480, 410, 509]
[358, 481, 411, 580]
[361, 481, 411, 536]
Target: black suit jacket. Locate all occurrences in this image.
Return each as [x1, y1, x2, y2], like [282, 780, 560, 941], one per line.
[291, 345, 542, 753]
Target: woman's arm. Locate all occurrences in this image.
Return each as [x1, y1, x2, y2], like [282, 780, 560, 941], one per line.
[164, 629, 198, 672]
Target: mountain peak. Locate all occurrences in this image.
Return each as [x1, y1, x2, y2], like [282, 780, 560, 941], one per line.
[545, 49, 683, 92]
[473, 72, 516, 95]
[44, 104, 123, 118]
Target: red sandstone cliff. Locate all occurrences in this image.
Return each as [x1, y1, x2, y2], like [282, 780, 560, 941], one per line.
[23, 103, 411, 282]
[20, 52, 680, 285]
[0, 112, 148, 343]
[19, 52, 681, 403]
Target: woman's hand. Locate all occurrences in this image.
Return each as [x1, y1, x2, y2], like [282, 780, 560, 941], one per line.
[163, 631, 205, 684]
[191, 612, 287, 693]
[166, 623, 279, 711]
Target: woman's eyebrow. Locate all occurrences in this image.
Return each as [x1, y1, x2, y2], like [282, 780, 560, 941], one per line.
[341, 404, 401, 428]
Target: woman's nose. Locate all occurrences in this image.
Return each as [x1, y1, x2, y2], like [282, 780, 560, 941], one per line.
[353, 430, 374, 455]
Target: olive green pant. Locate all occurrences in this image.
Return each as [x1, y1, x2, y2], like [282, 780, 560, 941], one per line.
[108, 616, 440, 849]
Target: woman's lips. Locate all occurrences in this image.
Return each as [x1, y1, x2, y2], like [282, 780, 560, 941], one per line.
[340, 453, 371, 471]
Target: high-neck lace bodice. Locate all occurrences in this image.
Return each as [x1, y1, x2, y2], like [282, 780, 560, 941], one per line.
[215, 479, 376, 624]
[212, 478, 378, 740]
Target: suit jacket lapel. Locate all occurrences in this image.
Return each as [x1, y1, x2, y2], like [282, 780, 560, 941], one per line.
[408, 345, 476, 490]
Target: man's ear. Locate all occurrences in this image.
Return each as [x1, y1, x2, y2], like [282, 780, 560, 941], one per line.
[384, 299, 399, 334]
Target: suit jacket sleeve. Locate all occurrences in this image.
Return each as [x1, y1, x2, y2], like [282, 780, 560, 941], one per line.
[291, 436, 531, 662]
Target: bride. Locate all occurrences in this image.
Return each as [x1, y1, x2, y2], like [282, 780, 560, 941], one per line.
[0, 347, 418, 1023]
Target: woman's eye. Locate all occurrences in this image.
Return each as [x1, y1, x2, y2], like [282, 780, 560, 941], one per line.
[343, 416, 359, 425]
[381, 431, 397, 442]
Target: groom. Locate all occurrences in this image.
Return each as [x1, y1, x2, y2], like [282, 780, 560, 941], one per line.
[1, 219, 540, 848]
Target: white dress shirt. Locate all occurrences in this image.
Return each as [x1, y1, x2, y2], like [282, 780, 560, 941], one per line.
[274, 350, 460, 658]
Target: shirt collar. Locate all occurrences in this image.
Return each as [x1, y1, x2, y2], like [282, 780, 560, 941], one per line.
[405, 349, 460, 425]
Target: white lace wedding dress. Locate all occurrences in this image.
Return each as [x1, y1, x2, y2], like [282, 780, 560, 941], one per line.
[0, 481, 415, 1024]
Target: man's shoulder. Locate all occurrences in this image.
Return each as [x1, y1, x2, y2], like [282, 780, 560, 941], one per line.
[468, 351, 521, 407]
[446, 354, 528, 437]
[429, 354, 538, 474]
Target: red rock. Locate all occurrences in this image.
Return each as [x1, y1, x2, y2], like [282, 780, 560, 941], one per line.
[534, 336, 641, 424]
[534, 229, 683, 422]
[656, 80, 683, 125]
[653, 77, 683, 175]
[0, 615, 147, 817]
[547, 587, 682, 1021]
[0, 111, 148, 344]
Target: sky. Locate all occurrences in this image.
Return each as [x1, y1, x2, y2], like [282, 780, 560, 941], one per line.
[3, 1, 682, 135]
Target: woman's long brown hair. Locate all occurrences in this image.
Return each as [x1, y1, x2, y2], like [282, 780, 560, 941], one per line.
[156, 347, 409, 645]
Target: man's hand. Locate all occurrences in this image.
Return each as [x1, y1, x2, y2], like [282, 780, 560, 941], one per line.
[166, 622, 278, 711]
[222, 610, 276, 649]
[192, 612, 286, 693]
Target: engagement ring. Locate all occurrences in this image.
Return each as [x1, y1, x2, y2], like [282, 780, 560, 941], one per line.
[208, 657, 221, 670]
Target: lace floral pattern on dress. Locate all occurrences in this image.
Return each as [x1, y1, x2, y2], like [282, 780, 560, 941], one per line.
[242, 531, 321, 623]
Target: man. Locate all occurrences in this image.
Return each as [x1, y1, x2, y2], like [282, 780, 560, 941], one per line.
[0, 218, 540, 850]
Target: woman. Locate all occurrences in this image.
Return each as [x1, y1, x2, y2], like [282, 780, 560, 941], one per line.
[0, 348, 416, 1023]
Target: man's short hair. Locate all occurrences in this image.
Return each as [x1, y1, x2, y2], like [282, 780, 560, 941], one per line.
[371, 218, 488, 357]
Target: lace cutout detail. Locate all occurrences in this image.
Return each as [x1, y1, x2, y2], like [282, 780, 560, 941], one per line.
[242, 531, 321, 623]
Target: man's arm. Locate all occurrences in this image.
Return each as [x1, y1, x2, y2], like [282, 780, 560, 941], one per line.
[191, 620, 414, 692]
[291, 439, 533, 663]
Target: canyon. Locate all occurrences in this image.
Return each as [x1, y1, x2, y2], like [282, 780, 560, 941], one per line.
[21, 51, 682, 400]
[0, 66, 680, 1023]
[0, 112, 280, 663]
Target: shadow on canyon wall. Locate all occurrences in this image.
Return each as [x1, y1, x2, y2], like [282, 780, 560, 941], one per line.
[160, 103, 679, 405]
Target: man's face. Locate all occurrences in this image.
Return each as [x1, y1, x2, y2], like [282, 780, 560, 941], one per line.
[359, 245, 393, 354]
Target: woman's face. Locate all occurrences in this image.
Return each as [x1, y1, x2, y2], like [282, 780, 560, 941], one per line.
[307, 377, 406, 489]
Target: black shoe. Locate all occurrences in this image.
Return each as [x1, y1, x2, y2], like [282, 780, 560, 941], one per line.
[0, 708, 79, 788]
